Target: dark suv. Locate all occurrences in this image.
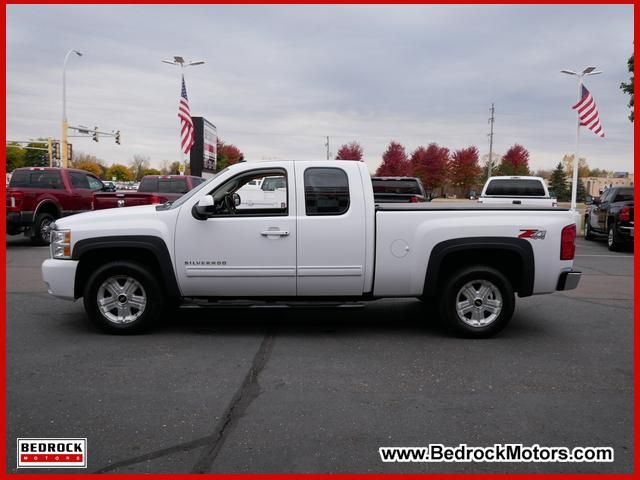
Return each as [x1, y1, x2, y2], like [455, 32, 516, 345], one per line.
[584, 186, 634, 251]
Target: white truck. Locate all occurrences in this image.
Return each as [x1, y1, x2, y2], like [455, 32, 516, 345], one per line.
[42, 161, 581, 338]
[478, 176, 557, 207]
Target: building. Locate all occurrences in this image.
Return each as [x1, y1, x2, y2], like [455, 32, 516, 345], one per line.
[583, 173, 634, 197]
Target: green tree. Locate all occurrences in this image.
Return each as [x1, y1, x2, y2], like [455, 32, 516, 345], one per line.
[587, 168, 609, 178]
[549, 162, 569, 202]
[143, 168, 162, 176]
[23, 141, 49, 167]
[6, 144, 26, 171]
[620, 53, 634, 122]
[106, 164, 134, 181]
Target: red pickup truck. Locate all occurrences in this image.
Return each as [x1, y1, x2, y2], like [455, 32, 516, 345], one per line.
[92, 175, 205, 210]
[7, 167, 106, 244]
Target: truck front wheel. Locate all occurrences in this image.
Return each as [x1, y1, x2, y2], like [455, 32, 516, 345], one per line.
[31, 212, 56, 245]
[83, 261, 163, 334]
[439, 265, 515, 338]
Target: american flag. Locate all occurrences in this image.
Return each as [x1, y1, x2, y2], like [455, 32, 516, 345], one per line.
[572, 85, 605, 138]
[178, 75, 195, 154]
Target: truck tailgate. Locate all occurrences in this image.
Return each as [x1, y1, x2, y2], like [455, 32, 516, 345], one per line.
[92, 192, 171, 210]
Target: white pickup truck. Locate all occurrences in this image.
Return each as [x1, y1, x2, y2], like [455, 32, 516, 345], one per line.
[42, 161, 581, 338]
[478, 176, 557, 207]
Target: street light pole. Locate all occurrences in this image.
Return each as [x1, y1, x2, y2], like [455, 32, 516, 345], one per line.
[561, 66, 601, 210]
[62, 49, 82, 168]
[162, 56, 205, 168]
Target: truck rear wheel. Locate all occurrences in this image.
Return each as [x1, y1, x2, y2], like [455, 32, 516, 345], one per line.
[607, 225, 622, 251]
[31, 212, 56, 245]
[83, 261, 163, 334]
[439, 265, 515, 338]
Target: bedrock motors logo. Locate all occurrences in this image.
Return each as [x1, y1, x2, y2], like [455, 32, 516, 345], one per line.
[17, 438, 87, 468]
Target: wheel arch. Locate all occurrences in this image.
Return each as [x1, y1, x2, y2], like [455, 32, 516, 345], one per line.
[34, 199, 62, 218]
[423, 237, 535, 298]
[73, 236, 181, 300]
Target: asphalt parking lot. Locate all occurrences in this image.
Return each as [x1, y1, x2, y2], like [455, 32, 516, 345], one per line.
[6, 234, 634, 474]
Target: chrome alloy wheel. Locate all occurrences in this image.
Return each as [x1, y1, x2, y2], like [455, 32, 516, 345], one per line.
[40, 218, 54, 243]
[97, 276, 147, 324]
[455, 279, 503, 327]
[608, 228, 614, 248]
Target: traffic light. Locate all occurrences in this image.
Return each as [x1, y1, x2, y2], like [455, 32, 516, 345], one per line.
[115, 130, 121, 145]
[92, 127, 99, 142]
[52, 141, 60, 160]
[68, 143, 73, 163]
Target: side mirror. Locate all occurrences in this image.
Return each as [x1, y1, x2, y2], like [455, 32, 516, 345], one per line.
[233, 193, 241, 207]
[585, 195, 593, 205]
[193, 195, 214, 220]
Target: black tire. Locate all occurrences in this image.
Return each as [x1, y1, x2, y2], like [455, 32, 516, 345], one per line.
[31, 212, 56, 245]
[608, 225, 621, 252]
[438, 265, 515, 338]
[83, 261, 164, 334]
[584, 216, 594, 240]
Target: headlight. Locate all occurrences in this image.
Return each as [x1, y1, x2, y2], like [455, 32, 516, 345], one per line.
[51, 229, 71, 259]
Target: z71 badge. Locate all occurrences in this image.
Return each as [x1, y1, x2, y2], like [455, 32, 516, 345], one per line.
[518, 229, 547, 240]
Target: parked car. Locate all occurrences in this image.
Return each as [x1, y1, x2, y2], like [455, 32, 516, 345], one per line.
[103, 181, 117, 192]
[92, 175, 205, 210]
[7, 167, 106, 245]
[43, 160, 580, 338]
[371, 177, 429, 203]
[478, 176, 557, 207]
[584, 186, 634, 251]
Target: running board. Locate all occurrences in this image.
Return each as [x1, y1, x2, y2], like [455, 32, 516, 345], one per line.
[180, 299, 365, 309]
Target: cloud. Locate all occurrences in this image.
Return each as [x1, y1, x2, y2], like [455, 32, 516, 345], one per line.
[6, 4, 634, 173]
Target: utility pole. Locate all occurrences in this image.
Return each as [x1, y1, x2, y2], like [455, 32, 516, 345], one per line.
[62, 49, 83, 168]
[325, 136, 331, 160]
[487, 103, 495, 180]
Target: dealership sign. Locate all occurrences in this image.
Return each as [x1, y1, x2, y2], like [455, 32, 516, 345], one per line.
[17, 438, 87, 468]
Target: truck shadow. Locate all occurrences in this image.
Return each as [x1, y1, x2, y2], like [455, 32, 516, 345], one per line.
[148, 299, 543, 339]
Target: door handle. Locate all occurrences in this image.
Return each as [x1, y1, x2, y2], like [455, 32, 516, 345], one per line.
[261, 230, 289, 237]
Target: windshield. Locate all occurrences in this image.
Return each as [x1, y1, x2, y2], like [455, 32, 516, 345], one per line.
[161, 169, 229, 210]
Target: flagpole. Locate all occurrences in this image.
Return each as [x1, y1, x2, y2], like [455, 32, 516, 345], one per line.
[571, 77, 582, 211]
[162, 56, 205, 173]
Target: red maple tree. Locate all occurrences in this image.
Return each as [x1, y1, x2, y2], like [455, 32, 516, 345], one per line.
[450, 146, 482, 196]
[497, 144, 531, 176]
[335, 141, 364, 161]
[410, 143, 450, 194]
[216, 139, 243, 171]
[375, 141, 410, 176]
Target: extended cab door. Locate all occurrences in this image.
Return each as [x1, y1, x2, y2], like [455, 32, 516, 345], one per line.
[294, 162, 368, 296]
[174, 164, 297, 297]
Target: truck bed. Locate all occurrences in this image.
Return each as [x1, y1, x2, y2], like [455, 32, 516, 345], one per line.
[376, 202, 568, 211]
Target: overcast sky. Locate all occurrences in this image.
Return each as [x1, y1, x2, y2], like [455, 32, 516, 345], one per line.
[7, 5, 634, 173]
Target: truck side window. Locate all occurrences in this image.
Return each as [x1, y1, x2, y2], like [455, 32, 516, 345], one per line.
[70, 172, 90, 189]
[213, 168, 288, 216]
[304, 167, 350, 216]
[87, 175, 104, 191]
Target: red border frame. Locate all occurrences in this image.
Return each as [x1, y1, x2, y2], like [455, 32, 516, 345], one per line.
[2, 1, 638, 478]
